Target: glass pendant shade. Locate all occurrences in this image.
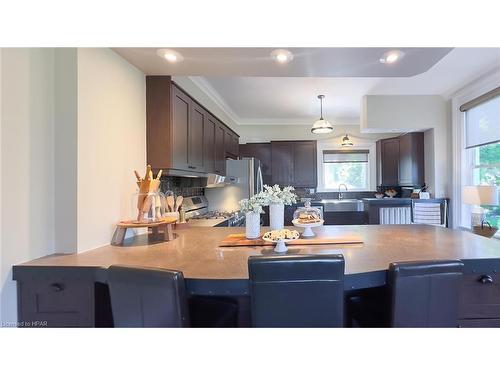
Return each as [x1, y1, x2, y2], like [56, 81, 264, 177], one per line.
[341, 134, 354, 146]
[311, 119, 334, 134]
[311, 94, 333, 134]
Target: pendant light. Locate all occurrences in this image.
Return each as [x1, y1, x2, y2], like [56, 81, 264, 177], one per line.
[311, 95, 333, 134]
[341, 133, 354, 147]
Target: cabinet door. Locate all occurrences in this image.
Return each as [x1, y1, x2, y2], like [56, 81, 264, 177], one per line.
[171, 85, 190, 171]
[204, 114, 216, 173]
[239, 143, 272, 185]
[189, 102, 206, 171]
[271, 142, 294, 186]
[293, 141, 317, 188]
[398, 132, 424, 186]
[214, 122, 226, 175]
[380, 138, 400, 186]
[225, 132, 239, 158]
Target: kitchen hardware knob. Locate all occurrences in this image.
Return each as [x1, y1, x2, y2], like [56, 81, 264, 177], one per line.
[50, 283, 65, 292]
[478, 275, 493, 284]
[188, 166, 196, 169]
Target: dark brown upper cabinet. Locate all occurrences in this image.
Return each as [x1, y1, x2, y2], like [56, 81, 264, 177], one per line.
[376, 132, 424, 187]
[225, 131, 239, 159]
[146, 76, 239, 175]
[204, 114, 217, 174]
[189, 102, 206, 171]
[239, 143, 272, 185]
[398, 132, 424, 186]
[271, 141, 317, 188]
[377, 137, 400, 186]
[214, 121, 226, 176]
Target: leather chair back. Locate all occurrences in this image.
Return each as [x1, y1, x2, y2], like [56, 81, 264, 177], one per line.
[248, 254, 345, 327]
[108, 265, 189, 327]
[389, 260, 464, 327]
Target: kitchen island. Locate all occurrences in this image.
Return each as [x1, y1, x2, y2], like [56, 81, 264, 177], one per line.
[13, 225, 500, 327]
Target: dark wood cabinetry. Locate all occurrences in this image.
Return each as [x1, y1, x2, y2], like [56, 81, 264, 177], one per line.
[204, 114, 216, 173]
[398, 132, 424, 186]
[271, 141, 317, 188]
[214, 121, 226, 175]
[239, 143, 272, 185]
[188, 102, 206, 171]
[376, 132, 424, 186]
[146, 76, 239, 175]
[225, 131, 239, 159]
[377, 137, 400, 186]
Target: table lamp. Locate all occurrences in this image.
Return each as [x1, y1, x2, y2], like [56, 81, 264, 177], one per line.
[462, 185, 499, 236]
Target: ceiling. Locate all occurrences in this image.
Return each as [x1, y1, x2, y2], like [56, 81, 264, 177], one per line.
[113, 47, 452, 77]
[114, 47, 500, 126]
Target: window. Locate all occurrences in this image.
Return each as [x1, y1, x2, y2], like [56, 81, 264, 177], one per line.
[467, 141, 500, 228]
[322, 150, 369, 190]
[461, 90, 500, 229]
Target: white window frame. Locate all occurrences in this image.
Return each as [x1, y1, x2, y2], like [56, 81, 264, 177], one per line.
[451, 68, 500, 229]
[316, 137, 377, 192]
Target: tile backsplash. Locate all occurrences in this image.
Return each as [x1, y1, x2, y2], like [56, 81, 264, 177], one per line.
[159, 176, 206, 197]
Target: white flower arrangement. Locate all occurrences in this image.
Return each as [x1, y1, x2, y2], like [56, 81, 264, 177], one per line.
[239, 185, 297, 213]
[259, 185, 297, 206]
[239, 194, 266, 214]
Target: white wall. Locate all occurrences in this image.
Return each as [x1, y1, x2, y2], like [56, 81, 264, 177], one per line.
[1, 48, 57, 325]
[77, 48, 146, 252]
[360, 95, 449, 197]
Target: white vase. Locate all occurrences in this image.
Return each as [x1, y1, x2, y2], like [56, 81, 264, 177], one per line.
[245, 212, 261, 239]
[269, 203, 285, 231]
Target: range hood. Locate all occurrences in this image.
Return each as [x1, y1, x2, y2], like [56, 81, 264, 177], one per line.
[205, 174, 239, 188]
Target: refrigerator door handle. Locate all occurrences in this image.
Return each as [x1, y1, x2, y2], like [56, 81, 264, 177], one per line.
[257, 165, 264, 193]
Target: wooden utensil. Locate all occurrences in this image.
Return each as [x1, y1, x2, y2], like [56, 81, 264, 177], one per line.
[175, 196, 183, 211]
[166, 195, 175, 213]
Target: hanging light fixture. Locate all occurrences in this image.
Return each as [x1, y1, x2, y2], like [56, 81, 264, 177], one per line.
[311, 95, 333, 134]
[341, 133, 354, 147]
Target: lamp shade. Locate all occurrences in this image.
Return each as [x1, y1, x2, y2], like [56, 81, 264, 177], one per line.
[462, 186, 499, 205]
[311, 119, 333, 134]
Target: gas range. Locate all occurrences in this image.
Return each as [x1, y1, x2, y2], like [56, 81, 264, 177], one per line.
[183, 196, 245, 227]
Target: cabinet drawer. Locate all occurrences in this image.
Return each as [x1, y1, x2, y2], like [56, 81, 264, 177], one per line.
[15, 267, 96, 327]
[459, 272, 500, 319]
[459, 319, 500, 328]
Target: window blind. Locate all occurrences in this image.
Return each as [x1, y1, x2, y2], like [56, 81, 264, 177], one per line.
[323, 150, 369, 163]
[463, 93, 500, 149]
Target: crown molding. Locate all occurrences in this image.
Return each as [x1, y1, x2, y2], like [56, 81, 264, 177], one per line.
[186, 76, 242, 125]
[237, 117, 360, 126]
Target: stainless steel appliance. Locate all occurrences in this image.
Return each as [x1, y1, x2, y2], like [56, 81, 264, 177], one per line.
[182, 195, 245, 227]
[204, 158, 263, 213]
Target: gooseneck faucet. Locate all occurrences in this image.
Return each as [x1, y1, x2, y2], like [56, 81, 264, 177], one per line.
[338, 184, 348, 200]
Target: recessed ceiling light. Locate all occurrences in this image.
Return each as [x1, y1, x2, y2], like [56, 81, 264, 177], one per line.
[156, 48, 184, 63]
[270, 49, 294, 64]
[379, 50, 405, 64]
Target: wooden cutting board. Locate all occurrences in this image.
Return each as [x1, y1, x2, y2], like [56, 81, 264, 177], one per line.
[219, 233, 363, 247]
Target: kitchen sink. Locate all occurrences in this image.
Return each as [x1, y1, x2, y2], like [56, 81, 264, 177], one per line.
[321, 199, 364, 212]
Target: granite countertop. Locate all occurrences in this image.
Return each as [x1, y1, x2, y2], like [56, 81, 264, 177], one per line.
[14, 225, 499, 280]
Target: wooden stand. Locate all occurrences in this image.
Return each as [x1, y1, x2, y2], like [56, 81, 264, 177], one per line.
[111, 218, 177, 246]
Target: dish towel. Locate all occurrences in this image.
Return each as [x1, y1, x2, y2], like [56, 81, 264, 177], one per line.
[412, 202, 442, 226]
[380, 207, 412, 224]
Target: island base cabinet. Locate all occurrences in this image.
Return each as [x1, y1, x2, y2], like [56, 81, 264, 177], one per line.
[14, 267, 97, 328]
[459, 260, 500, 327]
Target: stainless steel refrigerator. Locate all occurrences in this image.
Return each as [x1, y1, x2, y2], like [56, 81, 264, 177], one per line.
[204, 158, 263, 212]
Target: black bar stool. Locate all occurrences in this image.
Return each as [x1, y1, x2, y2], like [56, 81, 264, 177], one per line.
[349, 260, 464, 328]
[108, 265, 238, 328]
[248, 254, 345, 327]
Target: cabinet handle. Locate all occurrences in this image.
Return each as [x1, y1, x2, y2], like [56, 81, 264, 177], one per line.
[50, 283, 65, 292]
[478, 275, 493, 284]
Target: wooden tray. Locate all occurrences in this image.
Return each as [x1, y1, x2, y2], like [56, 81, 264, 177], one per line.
[219, 233, 363, 247]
